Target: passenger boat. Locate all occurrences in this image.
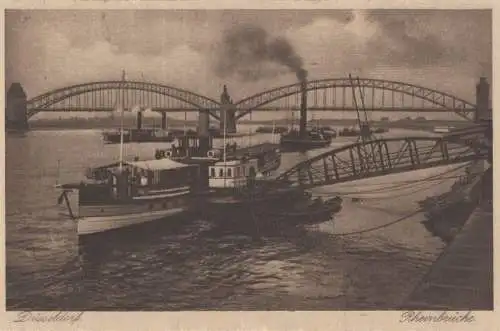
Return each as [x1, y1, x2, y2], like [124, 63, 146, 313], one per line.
[102, 128, 175, 144]
[56, 158, 202, 237]
[279, 128, 332, 151]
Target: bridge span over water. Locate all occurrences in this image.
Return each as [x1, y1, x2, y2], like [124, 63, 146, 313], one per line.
[6, 77, 491, 133]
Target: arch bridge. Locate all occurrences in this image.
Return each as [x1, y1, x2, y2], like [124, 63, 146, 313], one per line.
[235, 78, 478, 121]
[25, 80, 222, 120]
[274, 126, 490, 189]
[6, 76, 489, 132]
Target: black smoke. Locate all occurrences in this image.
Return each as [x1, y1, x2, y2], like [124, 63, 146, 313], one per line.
[213, 24, 307, 83]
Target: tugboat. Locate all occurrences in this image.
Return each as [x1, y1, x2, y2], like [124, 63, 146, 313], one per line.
[101, 108, 175, 144]
[102, 128, 175, 144]
[279, 128, 332, 151]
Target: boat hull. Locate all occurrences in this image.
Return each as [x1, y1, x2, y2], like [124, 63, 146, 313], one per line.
[102, 130, 175, 144]
[200, 188, 337, 229]
[77, 207, 188, 236]
[279, 138, 331, 151]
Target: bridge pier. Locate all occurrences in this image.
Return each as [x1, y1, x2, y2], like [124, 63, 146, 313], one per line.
[475, 77, 491, 122]
[161, 112, 167, 130]
[219, 85, 237, 134]
[6, 83, 28, 130]
[137, 111, 143, 130]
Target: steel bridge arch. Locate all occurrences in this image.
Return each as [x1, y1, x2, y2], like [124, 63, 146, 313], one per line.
[26, 81, 222, 119]
[234, 78, 477, 121]
[274, 130, 488, 189]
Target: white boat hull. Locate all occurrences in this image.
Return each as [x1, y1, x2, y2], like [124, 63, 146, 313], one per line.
[77, 207, 186, 236]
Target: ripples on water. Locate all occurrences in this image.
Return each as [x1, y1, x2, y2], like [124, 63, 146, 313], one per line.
[6, 128, 461, 310]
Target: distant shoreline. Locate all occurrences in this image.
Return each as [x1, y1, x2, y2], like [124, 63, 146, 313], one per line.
[21, 118, 470, 132]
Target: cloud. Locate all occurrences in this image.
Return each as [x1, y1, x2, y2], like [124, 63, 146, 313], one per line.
[6, 26, 217, 100]
[5, 9, 491, 107]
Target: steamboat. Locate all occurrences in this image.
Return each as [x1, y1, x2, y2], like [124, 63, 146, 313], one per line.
[102, 104, 177, 143]
[102, 127, 175, 144]
[279, 128, 332, 151]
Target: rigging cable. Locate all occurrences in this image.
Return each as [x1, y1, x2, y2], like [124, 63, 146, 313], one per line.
[324, 207, 425, 236]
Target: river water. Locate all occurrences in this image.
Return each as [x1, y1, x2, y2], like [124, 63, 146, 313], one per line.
[6, 125, 467, 310]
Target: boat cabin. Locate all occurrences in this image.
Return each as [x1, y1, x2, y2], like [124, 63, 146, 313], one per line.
[79, 158, 201, 205]
[208, 158, 260, 189]
[155, 135, 213, 159]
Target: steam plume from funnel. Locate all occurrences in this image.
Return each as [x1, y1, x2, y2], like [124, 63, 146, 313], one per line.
[214, 24, 308, 83]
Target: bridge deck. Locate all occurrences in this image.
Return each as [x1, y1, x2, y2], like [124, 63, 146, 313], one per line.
[402, 199, 493, 310]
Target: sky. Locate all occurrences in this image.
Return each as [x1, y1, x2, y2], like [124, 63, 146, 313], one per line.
[5, 9, 492, 121]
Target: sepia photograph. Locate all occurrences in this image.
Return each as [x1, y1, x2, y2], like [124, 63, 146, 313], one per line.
[5, 8, 493, 312]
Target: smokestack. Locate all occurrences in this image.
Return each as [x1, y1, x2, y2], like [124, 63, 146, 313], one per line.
[299, 80, 308, 138]
[137, 110, 143, 130]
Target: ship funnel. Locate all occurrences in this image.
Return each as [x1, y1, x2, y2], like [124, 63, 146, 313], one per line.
[299, 80, 308, 138]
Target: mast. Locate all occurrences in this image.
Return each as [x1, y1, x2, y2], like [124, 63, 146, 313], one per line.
[349, 74, 364, 136]
[272, 118, 276, 144]
[119, 69, 126, 172]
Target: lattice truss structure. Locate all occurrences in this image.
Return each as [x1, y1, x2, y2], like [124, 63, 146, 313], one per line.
[235, 78, 477, 121]
[276, 128, 489, 189]
[26, 81, 221, 119]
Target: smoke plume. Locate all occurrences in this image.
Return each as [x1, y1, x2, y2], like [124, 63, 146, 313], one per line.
[213, 24, 308, 83]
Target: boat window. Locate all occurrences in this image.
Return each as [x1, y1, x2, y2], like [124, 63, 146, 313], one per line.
[227, 168, 232, 178]
[219, 168, 224, 177]
[210, 168, 216, 178]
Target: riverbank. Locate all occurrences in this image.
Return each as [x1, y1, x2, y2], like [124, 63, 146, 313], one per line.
[403, 184, 493, 309]
[418, 163, 488, 243]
